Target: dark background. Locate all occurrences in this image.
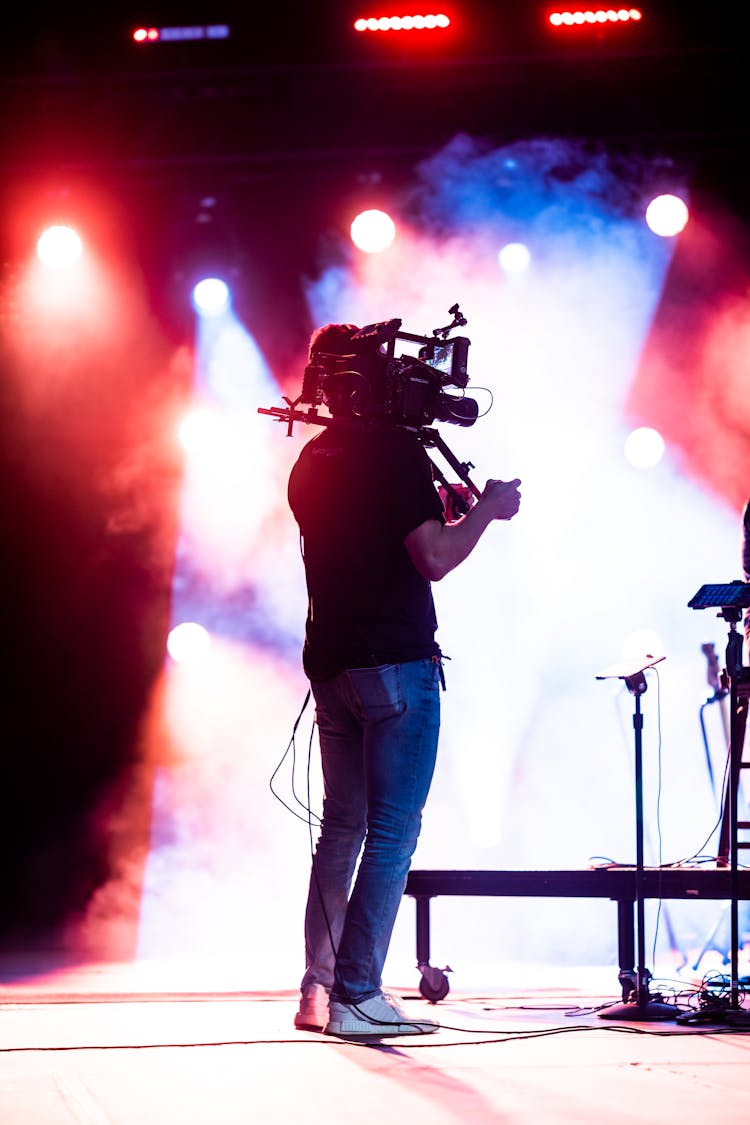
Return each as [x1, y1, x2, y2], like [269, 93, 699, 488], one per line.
[0, 2, 747, 947]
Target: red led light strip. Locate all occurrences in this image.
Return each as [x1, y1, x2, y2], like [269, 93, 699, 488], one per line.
[548, 8, 642, 26]
[354, 13, 451, 32]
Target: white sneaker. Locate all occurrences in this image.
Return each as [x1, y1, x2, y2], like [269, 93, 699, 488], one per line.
[294, 983, 330, 1031]
[325, 990, 439, 1039]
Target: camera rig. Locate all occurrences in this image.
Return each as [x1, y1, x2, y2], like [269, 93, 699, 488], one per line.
[258, 304, 482, 515]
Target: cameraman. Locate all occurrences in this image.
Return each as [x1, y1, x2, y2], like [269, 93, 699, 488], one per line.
[289, 322, 521, 1038]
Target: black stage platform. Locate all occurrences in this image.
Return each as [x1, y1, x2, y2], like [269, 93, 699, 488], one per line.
[404, 867, 750, 999]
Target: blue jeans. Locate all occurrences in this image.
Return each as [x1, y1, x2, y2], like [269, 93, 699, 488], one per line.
[301, 658, 441, 1002]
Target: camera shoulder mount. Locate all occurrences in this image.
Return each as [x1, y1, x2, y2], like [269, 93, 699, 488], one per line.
[257, 403, 480, 519]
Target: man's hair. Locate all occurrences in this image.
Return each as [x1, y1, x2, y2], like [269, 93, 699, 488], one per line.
[307, 323, 381, 419]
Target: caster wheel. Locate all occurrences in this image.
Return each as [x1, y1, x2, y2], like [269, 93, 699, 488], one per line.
[418, 967, 450, 1002]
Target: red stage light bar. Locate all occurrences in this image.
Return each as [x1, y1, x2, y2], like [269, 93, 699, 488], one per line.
[353, 13, 451, 32]
[132, 25, 230, 44]
[548, 7, 642, 28]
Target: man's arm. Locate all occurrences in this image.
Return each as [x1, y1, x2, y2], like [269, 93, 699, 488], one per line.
[404, 478, 521, 582]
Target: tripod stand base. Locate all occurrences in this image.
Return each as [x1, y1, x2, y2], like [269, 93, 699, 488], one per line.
[599, 996, 681, 1022]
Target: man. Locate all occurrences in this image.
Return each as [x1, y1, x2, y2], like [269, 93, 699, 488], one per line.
[288, 322, 521, 1038]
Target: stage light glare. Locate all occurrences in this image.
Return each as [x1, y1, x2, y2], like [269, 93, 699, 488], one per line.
[36, 225, 83, 269]
[192, 277, 230, 315]
[645, 194, 689, 237]
[498, 241, 531, 275]
[167, 622, 213, 665]
[177, 408, 222, 453]
[624, 426, 665, 470]
[350, 209, 396, 253]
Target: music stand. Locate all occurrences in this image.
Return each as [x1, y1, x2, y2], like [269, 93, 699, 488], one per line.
[689, 581, 750, 1025]
[596, 653, 679, 1020]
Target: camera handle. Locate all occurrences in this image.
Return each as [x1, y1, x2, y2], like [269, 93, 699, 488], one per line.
[418, 426, 481, 517]
[257, 398, 328, 436]
[432, 303, 467, 340]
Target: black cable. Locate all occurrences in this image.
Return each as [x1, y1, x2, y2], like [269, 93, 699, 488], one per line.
[4, 1017, 750, 1054]
[671, 746, 731, 867]
[268, 695, 375, 1020]
[268, 691, 321, 826]
[4, 978, 749, 1055]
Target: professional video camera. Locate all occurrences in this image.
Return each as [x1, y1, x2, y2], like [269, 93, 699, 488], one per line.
[300, 305, 477, 430]
[258, 304, 483, 514]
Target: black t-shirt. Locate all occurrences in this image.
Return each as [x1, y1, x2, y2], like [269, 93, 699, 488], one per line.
[288, 423, 445, 680]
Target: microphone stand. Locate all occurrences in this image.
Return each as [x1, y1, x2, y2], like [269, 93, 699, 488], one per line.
[597, 656, 680, 1020]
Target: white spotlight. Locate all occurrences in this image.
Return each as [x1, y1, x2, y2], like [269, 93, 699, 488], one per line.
[177, 407, 224, 453]
[645, 194, 689, 237]
[350, 209, 396, 254]
[167, 622, 213, 665]
[498, 241, 531, 275]
[36, 225, 83, 269]
[624, 426, 665, 469]
[192, 277, 230, 315]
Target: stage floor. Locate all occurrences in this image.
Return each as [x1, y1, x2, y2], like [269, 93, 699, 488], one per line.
[1, 956, 750, 1124]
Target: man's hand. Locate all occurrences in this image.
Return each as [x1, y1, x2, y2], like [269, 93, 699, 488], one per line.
[480, 478, 522, 521]
[405, 476, 522, 582]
